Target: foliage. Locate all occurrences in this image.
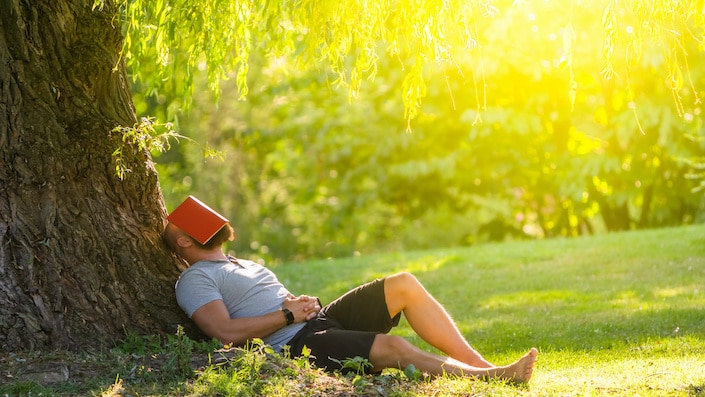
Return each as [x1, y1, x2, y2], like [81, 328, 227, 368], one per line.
[2, 225, 704, 396]
[152, 8, 705, 262]
[91, 0, 705, 262]
[110, 116, 223, 180]
[102, 0, 705, 125]
[110, 117, 180, 179]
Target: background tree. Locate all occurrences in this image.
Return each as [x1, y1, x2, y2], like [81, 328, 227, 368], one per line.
[154, 1, 705, 262]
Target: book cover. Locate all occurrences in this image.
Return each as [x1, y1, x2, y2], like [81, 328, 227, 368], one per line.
[167, 196, 229, 244]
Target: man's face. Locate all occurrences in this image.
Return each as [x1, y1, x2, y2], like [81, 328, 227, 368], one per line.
[163, 222, 183, 253]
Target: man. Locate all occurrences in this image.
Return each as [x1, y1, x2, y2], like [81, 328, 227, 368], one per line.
[164, 196, 537, 382]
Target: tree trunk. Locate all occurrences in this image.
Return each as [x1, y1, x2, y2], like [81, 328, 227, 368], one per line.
[0, 0, 195, 351]
[638, 184, 653, 228]
[587, 183, 632, 232]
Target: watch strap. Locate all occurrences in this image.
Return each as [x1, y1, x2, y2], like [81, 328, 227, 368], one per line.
[282, 308, 295, 325]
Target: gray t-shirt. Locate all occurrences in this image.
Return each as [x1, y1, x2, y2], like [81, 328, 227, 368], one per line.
[174, 257, 305, 351]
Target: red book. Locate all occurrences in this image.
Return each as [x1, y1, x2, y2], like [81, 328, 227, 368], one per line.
[167, 196, 229, 244]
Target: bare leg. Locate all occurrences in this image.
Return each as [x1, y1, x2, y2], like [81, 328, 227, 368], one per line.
[383, 272, 494, 367]
[369, 334, 538, 383]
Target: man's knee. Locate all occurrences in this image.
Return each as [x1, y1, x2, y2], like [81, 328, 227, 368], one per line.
[386, 272, 423, 296]
[370, 334, 415, 368]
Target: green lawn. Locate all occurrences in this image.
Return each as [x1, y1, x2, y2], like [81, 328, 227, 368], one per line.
[2, 225, 704, 396]
[273, 224, 705, 396]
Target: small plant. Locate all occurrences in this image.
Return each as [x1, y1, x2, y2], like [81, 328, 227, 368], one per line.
[329, 356, 375, 392]
[112, 326, 219, 384]
[111, 117, 223, 180]
[329, 355, 373, 376]
[163, 325, 195, 380]
[111, 117, 181, 180]
[117, 331, 163, 356]
[403, 364, 423, 381]
[193, 339, 287, 396]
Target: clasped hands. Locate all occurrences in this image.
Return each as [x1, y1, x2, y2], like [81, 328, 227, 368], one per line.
[283, 294, 321, 323]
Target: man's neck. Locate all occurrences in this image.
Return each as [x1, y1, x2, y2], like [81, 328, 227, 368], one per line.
[184, 249, 228, 265]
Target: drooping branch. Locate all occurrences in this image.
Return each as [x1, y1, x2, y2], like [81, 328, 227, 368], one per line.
[107, 0, 704, 122]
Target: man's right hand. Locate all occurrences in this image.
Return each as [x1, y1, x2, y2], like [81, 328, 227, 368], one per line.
[283, 294, 321, 322]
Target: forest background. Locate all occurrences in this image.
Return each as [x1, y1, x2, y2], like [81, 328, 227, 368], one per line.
[142, 1, 705, 264]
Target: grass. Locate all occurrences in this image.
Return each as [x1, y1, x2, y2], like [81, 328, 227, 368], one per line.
[2, 224, 704, 396]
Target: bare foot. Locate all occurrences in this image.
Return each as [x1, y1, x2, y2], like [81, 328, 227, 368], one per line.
[502, 347, 538, 383]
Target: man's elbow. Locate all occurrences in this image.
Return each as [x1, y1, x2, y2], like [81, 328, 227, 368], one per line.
[216, 335, 246, 346]
[207, 329, 248, 347]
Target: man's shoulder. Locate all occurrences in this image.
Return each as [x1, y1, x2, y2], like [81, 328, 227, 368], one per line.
[179, 258, 259, 279]
[227, 257, 259, 267]
[177, 261, 222, 284]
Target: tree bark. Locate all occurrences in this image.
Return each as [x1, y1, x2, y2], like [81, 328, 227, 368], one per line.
[0, 0, 195, 351]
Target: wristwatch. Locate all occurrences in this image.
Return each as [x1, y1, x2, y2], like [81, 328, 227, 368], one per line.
[282, 308, 295, 325]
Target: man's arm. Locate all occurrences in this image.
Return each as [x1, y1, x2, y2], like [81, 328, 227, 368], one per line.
[191, 296, 320, 346]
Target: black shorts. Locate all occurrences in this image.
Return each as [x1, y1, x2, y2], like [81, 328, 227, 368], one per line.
[287, 277, 401, 373]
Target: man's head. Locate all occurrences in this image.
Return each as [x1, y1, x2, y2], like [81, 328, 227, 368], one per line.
[163, 221, 235, 260]
[163, 196, 235, 261]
